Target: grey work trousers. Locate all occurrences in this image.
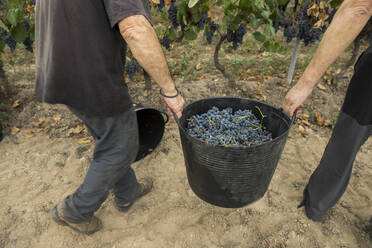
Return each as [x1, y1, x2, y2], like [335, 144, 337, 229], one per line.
[60, 107, 141, 223]
[301, 112, 372, 221]
[301, 47, 372, 221]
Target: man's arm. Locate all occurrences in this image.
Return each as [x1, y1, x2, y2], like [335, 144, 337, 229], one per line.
[283, 0, 372, 117]
[118, 15, 184, 118]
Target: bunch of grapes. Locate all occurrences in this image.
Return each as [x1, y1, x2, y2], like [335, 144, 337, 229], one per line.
[168, 4, 178, 28]
[280, 4, 330, 45]
[160, 36, 171, 50]
[198, 13, 208, 30]
[125, 58, 142, 80]
[226, 24, 247, 50]
[1, 31, 17, 52]
[186, 107, 273, 147]
[157, 0, 165, 11]
[206, 21, 219, 44]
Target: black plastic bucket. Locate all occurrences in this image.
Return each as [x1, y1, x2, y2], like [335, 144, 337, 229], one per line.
[176, 97, 294, 208]
[134, 104, 169, 161]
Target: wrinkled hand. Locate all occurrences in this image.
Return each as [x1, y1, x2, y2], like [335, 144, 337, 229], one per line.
[282, 82, 313, 118]
[162, 94, 185, 120]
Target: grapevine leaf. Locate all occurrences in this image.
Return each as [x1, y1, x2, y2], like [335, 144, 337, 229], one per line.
[184, 28, 198, 40]
[7, 10, 19, 26]
[263, 24, 275, 37]
[253, 31, 265, 42]
[250, 18, 260, 30]
[0, 20, 9, 32]
[10, 24, 27, 43]
[277, 0, 288, 5]
[188, 0, 200, 8]
[167, 28, 177, 40]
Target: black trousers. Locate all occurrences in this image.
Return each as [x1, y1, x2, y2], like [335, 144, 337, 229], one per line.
[302, 47, 372, 221]
[60, 107, 141, 223]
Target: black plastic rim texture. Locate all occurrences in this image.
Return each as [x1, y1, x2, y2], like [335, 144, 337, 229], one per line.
[134, 105, 169, 162]
[176, 97, 292, 208]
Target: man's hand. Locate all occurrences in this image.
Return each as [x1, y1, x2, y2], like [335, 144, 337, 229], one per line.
[283, 81, 313, 118]
[161, 87, 185, 119]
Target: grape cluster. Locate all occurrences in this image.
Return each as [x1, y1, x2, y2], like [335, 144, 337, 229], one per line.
[157, 0, 165, 11]
[125, 58, 142, 79]
[198, 13, 208, 30]
[1, 31, 16, 52]
[23, 37, 33, 52]
[280, 5, 328, 45]
[206, 21, 219, 44]
[186, 107, 273, 147]
[226, 24, 247, 50]
[160, 36, 171, 50]
[168, 4, 178, 29]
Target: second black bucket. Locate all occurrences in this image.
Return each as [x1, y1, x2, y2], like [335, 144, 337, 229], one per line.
[134, 104, 169, 162]
[176, 97, 293, 208]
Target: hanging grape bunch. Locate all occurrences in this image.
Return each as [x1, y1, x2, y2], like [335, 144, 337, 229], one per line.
[0, 0, 35, 54]
[125, 57, 142, 80]
[186, 107, 273, 147]
[278, 1, 333, 46]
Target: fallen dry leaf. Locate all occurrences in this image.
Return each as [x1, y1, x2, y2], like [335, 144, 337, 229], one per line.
[143, 90, 149, 97]
[150, 0, 160, 4]
[261, 95, 267, 102]
[33, 118, 45, 128]
[302, 113, 310, 120]
[78, 137, 92, 145]
[44, 125, 51, 133]
[315, 112, 324, 126]
[199, 74, 206, 80]
[11, 127, 20, 135]
[317, 84, 326, 90]
[51, 115, 61, 126]
[12, 100, 21, 108]
[255, 89, 263, 96]
[324, 120, 331, 127]
[300, 119, 312, 127]
[195, 63, 202, 71]
[24, 130, 34, 138]
[297, 126, 309, 137]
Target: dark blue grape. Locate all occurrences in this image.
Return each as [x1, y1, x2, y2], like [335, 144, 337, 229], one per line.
[1, 31, 16, 52]
[22, 20, 30, 30]
[160, 36, 171, 50]
[186, 107, 272, 147]
[168, 4, 179, 29]
[206, 21, 219, 44]
[157, 0, 165, 11]
[23, 37, 33, 52]
[198, 13, 208, 30]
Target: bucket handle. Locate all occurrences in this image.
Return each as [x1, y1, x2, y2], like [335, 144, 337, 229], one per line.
[279, 107, 298, 126]
[160, 111, 169, 124]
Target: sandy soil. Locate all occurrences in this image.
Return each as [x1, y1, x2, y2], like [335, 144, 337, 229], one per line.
[1, 58, 372, 248]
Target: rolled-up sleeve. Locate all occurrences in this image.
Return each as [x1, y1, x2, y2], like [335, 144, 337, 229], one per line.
[103, 0, 153, 28]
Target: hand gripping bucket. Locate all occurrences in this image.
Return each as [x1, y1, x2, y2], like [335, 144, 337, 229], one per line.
[175, 97, 294, 208]
[134, 104, 169, 162]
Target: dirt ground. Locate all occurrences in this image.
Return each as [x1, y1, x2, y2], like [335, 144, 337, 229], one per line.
[1, 49, 372, 248]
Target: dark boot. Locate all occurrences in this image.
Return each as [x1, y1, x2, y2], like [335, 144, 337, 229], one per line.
[50, 202, 103, 235]
[115, 178, 153, 212]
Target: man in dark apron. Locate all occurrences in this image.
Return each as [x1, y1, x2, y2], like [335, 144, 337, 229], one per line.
[35, 0, 185, 234]
[283, 0, 372, 229]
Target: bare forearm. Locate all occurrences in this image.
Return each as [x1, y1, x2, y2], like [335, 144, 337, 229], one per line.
[119, 15, 177, 95]
[300, 0, 371, 89]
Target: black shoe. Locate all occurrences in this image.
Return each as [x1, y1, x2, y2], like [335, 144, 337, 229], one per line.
[115, 178, 153, 212]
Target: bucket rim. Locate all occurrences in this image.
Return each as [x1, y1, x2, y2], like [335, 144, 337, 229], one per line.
[178, 96, 293, 150]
